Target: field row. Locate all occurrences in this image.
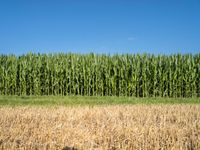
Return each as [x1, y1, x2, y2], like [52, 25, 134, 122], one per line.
[0, 53, 200, 97]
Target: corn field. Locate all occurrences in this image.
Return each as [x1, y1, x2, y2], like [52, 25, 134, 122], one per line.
[0, 53, 200, 97]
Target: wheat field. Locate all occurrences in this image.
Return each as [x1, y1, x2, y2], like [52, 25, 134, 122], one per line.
[0, 105, 199, 150]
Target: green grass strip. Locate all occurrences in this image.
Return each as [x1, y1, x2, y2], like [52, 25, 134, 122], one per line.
[0, 95, 199, 107]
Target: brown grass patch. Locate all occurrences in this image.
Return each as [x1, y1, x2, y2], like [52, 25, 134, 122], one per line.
[0, 105, 199, 149]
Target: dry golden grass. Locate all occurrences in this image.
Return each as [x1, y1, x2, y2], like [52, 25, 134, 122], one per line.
[0, 105, 199, 150]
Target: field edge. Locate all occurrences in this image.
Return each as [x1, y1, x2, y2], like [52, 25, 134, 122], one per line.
[0, 95, 199, 106]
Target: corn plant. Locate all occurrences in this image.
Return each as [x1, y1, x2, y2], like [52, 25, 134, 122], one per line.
[0, 53, 199, 97]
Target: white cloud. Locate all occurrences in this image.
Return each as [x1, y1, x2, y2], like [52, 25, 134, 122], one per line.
[127, 37, 136, 41]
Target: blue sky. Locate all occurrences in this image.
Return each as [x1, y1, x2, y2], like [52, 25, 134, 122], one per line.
[0, 0, 200, 55]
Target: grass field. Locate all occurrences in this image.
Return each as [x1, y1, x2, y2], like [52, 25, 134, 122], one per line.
[0, 104, 199, 149]
[0, 96, 199, 106]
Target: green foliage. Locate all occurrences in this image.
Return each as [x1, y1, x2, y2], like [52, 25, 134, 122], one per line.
[0, 53, 199, 97]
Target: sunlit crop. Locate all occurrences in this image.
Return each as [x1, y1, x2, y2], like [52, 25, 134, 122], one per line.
[0, 105, 199, 149]
[0, 53, 199, 97]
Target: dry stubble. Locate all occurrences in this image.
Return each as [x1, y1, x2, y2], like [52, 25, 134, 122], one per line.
[0, 105, 199, 150]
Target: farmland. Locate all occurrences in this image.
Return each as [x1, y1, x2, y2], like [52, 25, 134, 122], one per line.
[0, 105, 199, 149]
[0, 53, 200, 97]
[0, 53, 200, 149]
